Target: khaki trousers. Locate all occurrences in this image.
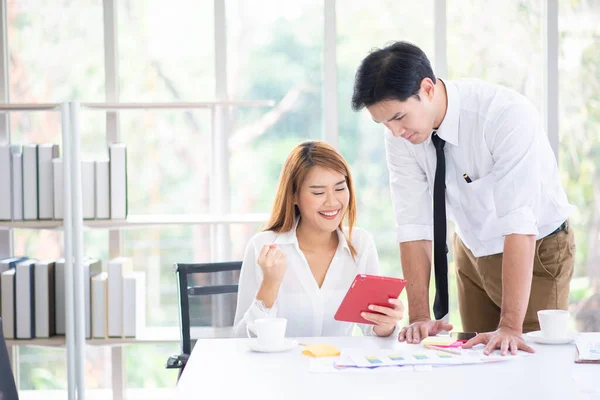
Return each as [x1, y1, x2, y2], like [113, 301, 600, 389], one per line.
[454, 225, 575, 333]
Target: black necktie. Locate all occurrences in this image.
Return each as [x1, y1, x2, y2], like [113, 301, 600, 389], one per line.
[432, 132, 449, 320]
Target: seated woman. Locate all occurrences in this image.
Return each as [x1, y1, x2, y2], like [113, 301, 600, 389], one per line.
[233, 140, 404, 337]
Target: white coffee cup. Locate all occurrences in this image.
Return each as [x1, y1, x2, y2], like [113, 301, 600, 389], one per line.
[538, 309, 569, 339]
[246, 318, 287, 348]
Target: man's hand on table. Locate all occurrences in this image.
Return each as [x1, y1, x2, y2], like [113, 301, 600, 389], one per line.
[398, 318, 453, 344]
[461, 326, 535, 356]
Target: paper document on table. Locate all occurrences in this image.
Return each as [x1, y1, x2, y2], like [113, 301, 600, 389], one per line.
[309, 355, 413, 373]
[575, 338, 600, 364]
[335, 346, 532, 369]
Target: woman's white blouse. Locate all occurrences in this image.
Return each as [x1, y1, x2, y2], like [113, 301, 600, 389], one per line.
[233, 223, 384, 337]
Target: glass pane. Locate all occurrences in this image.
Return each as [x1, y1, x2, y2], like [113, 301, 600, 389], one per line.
[116, 109, 212, 215]
[125, 343, 179, 389]
[8, 0, 104, 103]
[21, 344, 183, 392]
[13, 229, 62, 259]
[18, 346, 66, 390]
[8, 0, 104, 150]
[558, 0, 600, 331]
[226, 0, 324, 213]
[7, 110, 63, 152]
[118, 0, 214, 102]
[447, 0, 544, 111]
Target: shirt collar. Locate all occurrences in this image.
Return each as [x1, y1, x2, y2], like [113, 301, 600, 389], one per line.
[271, 219, 299, 245]
[272, 218, 351, 254]
[433, 78, 460, 147]
[335, 228, 352, 254]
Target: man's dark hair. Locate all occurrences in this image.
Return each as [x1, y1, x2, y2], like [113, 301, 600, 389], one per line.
[351, 41, 436, 111]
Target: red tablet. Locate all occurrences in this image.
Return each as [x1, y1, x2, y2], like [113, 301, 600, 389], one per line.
[334, 274, 407, 325]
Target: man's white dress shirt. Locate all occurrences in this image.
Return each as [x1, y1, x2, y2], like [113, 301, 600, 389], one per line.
[233, 222, 384, 337]
[385, 78, 574, 257]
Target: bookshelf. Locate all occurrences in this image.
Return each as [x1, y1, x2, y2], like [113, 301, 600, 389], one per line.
[1, 99, 272, 400]
[0, 213, 269, 230]
[5, 326, 233, 347]
[0, 102, 80, 400]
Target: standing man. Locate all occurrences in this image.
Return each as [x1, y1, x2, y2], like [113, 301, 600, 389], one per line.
[351, 41, 575, 355]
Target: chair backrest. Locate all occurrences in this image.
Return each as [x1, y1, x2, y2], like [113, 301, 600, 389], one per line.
[0, 318, 19, 400]
[173, 262, 242, 356]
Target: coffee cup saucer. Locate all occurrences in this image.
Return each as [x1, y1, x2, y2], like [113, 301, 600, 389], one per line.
[525, 330, 578, 345]
[247, 338, 299, 353]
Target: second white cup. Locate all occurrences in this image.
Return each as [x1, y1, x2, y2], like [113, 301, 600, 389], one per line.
[537, 309, 569, 339]
[246, 317, 287, 348]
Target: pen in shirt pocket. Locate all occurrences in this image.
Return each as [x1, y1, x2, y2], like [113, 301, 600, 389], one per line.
[463, 173, 472, 183]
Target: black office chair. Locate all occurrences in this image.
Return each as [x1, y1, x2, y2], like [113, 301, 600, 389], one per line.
[0, 318, 19, 400]
[166, 261, 242, 380]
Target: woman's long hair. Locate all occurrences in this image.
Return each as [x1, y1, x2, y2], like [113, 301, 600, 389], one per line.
[263, 140, 357, 257]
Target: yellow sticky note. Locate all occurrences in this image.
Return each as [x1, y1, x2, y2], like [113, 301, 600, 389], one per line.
[301, 343, 341, 358]
[420, 336, 456, 346]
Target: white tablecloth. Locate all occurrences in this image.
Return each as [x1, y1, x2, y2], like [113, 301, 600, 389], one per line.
[177, 333, 599, 400]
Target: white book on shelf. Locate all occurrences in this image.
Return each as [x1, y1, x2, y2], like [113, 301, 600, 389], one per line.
[107, 257, 133, 338]
[0, 144, 10, 221]
[123, 271, 145, 338]
[84, 258, 102, 339]
[91, 272, 108, 339]
[16, 259, 37, 339]
[0, 256, 26, 307]
[81, 161, 96, 220]
[53, 159, 63, 219]
[109, 144, 127, 220]
[37, 144, 59, 220]
[34, 260, 56, 338]
[95, 160, 110, 219]
[54, 258, 66, 335]
[0, 257, 26, 337]
[1, 269, 16, 339]
[11, 146, 23, 221]
[22, 144, 38, 220]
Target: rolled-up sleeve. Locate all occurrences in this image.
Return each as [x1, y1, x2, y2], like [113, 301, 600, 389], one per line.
[384, 130, 433, 243]
[232, 240, 278, 337]
[486, 102, 541, 236]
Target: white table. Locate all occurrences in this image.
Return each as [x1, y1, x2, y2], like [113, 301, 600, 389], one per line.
[177, 334, 599, 400]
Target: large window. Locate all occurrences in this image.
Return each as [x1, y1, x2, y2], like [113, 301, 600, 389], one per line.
[558, 0, 600, 332]
[226, 0, 324, 215]
[4, 0, 599, 397]
[447, 0, 543, 111]
[118, 0, 215, 102]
